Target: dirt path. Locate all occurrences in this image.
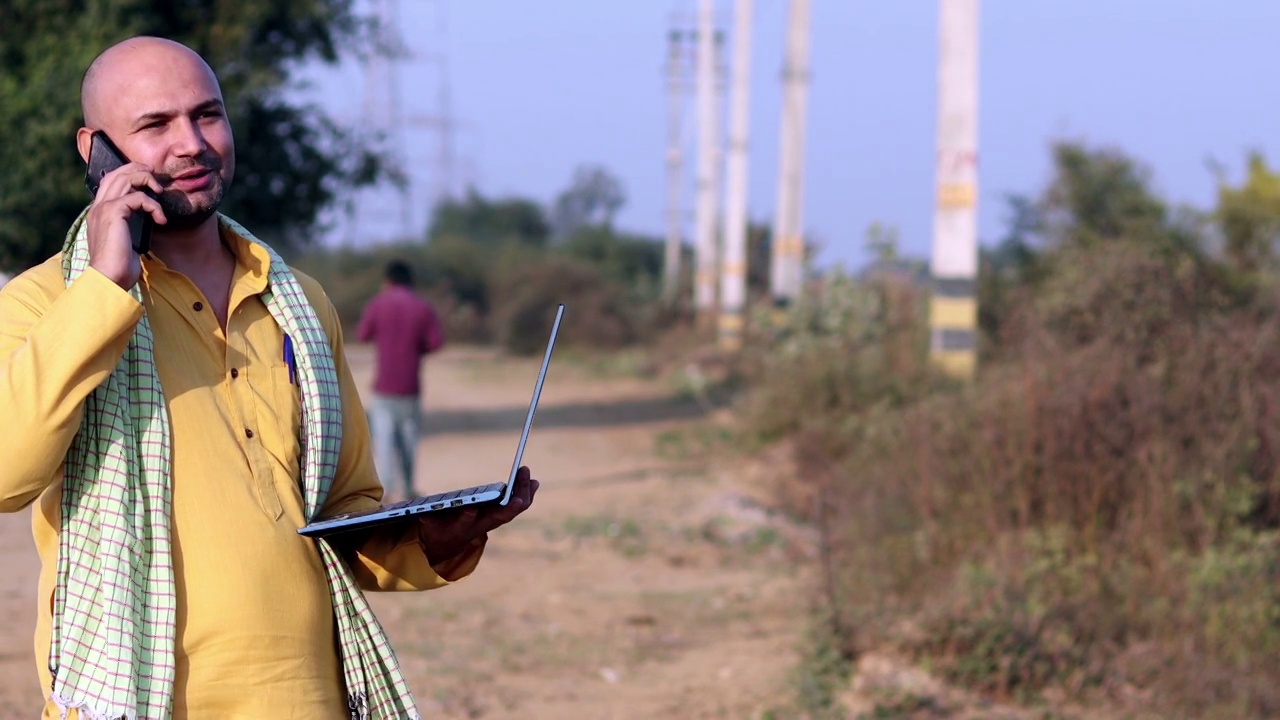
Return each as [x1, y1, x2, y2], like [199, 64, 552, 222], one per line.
[0, 346, 808, 719]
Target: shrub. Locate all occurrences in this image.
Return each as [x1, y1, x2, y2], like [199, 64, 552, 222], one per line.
[739, 268, 940, 461]
[488, 253, 641, 355]
[286, 229, 670, 352]
[750, 240, 1280, 716]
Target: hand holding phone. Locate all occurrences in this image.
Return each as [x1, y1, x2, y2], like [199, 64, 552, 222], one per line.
[85, 131, 159, 255]
[81, 132, 166, 288]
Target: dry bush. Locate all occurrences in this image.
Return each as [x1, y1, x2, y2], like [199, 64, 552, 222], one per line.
[488, 253, 643, 355]
[739, 271, 939, 457]
[759, 242, 1280, 716]
[288, 242, 488, 342]
[289, 239, 661, 351]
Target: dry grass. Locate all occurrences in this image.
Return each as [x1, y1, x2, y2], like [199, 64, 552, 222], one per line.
[744, 243, 1280, 718]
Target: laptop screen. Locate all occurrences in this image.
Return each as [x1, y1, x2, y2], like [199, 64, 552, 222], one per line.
[500, 304, 565, 505]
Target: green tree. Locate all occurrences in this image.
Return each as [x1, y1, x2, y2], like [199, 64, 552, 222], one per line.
[1039, 142, 1171, 248]
[1214, 151, 1280, 275]
[978, 143, 1224, 357]
[559, 224, 663, 295]
[427, 189, 550, 247]
[863, 221, 900, 267]
[0, 0, 385, 271]
[549, 165, 626, 239]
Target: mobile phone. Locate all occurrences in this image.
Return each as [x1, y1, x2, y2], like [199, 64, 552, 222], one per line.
[84, 130, 155, 255]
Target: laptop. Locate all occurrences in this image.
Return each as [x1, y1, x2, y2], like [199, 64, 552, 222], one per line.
[298, 304, 565, 539]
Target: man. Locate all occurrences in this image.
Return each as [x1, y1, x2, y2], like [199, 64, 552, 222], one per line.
[358, 260, 445, 502]
[0, 37, 538, 719]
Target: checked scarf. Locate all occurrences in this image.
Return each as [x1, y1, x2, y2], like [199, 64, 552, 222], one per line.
[50, 210, 419, 720]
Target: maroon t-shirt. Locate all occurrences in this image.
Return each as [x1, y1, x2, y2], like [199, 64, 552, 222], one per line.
[356, 286, 444, 396]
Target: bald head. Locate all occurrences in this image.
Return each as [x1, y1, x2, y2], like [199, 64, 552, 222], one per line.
[81, 37, 220, 128]
[77, 36, 235, 231]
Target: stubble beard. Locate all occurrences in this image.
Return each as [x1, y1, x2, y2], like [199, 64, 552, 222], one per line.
[156, 155, 231, 230]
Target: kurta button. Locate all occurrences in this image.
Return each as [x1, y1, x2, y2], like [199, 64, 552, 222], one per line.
[245, 428, 254, 439]
[193, 301, 204, 311]
[230, 368, 239, 379]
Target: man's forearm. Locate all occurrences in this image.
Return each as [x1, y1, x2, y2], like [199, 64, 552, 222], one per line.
[331, 519, 487, 591]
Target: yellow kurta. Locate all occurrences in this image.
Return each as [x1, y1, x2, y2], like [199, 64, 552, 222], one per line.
[0, 226, 482, 719]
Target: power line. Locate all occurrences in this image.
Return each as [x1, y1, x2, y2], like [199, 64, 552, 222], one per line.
[343, 0, 463, 246]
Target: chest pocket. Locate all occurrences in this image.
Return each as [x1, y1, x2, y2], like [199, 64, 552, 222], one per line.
[258, 360, 302, 481]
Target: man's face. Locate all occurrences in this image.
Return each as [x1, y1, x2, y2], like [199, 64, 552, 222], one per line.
[85, 45, 236, 229]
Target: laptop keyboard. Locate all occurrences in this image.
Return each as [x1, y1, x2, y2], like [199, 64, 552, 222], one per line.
[382, 483, 505, 511]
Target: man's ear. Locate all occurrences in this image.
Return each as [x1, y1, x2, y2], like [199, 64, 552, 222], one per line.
[75, 128, 94, 164]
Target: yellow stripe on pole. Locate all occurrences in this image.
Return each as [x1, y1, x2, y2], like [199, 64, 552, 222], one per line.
[776, 235, 805, 257]
[929, 294, 977, 330]
[937, 182, 976, 209]
[718, 313, 745, 331]
[933, 349, 976, 378]
[930, 294, 977, 380]
[717, 312, 745, 351]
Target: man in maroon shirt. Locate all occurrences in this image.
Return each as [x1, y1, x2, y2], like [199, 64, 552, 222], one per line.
[357, 260, 445, 501]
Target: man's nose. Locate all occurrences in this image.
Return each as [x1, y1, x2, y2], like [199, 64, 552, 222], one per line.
[170, 117, 208, 158]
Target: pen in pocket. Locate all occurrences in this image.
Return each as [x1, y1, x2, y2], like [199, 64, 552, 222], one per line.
[283, 334, 296, 385]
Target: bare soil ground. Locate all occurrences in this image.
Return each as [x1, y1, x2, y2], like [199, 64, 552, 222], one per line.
[0, 346, 810, 719]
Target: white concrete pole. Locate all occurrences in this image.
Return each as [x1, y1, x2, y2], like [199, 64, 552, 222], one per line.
[693, 0, 721, 322]
[929, 0, 980, 379]
[769, 0, 812, 312]
[664, 28, 687, 302]
[718, 0, 754, 350]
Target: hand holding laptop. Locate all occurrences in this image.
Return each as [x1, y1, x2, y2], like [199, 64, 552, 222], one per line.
[417, 465, 540, 563]
[298, 304, 564, 540]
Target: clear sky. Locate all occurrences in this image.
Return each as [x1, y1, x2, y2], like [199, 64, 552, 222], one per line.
[301, 0, 1280, 270]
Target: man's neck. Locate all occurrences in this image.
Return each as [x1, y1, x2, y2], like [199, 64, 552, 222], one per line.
[150, 216, 239, 328]
[150, 218, 229, 277]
